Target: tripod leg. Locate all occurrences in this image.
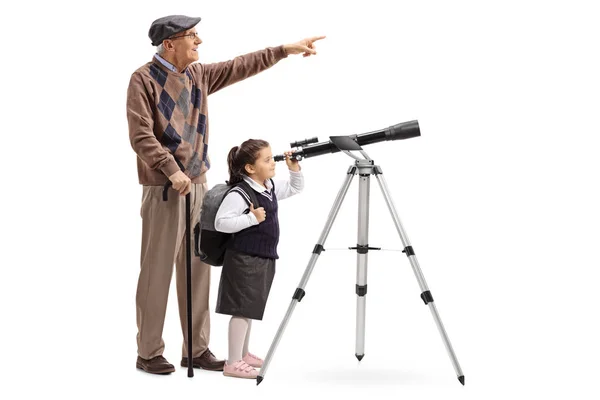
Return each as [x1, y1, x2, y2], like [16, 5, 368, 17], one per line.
[257, 166, 357, 385]
[355, 173, 370, 360]
[374, 170, 465, 386]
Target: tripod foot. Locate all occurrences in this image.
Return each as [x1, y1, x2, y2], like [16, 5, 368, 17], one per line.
[187, 369, 194, 377]
[458, 376, 465, 386]
[257, 376, 264, 385]
[355, 354, 364, 361]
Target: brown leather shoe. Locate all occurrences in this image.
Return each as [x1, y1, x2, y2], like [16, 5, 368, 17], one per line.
[136, 355, 175, 374]
[181, 348, 226, 371]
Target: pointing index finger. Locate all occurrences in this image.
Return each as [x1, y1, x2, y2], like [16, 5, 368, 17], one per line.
[308, 35, 326, 43]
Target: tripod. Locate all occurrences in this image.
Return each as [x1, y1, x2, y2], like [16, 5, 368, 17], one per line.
[257, 139, 464, 386]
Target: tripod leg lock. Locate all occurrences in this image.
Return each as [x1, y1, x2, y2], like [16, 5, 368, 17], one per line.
[356, 284, 368, 297]
[313, 244, 325, 254]
[420, 290, 434, 305]
[293, 288, 306, 302]
[402, 246, 415, 256]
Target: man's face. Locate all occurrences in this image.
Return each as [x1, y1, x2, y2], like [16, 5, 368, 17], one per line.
[167, 28, 202, 66]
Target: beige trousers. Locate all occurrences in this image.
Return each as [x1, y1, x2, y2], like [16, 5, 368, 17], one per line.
[136, 183, 211, 360]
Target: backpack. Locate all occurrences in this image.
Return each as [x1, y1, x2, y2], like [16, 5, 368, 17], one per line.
[194, 180, 259, 266]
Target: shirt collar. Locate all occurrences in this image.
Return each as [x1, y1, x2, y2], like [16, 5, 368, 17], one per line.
[242, 175, 272, 193]
[154, 53, 179, 73]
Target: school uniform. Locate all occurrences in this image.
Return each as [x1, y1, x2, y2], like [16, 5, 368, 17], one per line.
[214, 171, 304, 320]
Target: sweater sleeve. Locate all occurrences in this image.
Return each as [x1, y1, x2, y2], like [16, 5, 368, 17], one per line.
[201, 46, 287, 95]
[126, 72, 179, 178]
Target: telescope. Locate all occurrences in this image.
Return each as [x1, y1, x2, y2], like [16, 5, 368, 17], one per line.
[274, 120, 420, 161]
[260, 117, 466, 386]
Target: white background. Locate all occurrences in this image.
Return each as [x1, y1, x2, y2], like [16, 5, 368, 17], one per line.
[1, 0, 599, 398]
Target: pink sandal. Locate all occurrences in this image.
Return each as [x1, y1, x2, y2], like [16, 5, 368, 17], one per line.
[223, 360, 258, 379]
[242, 352, 264, 368]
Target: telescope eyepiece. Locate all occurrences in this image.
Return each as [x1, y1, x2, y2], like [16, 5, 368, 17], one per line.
[274, 152, 304, 162]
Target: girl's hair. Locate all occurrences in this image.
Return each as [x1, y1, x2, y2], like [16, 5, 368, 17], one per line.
[227, 139, 270, 185]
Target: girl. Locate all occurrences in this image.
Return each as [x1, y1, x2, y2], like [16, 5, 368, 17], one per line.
[214, 139, 303, 379]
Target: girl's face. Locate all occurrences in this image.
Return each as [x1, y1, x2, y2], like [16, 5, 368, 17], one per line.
[246, 146, 276, 184]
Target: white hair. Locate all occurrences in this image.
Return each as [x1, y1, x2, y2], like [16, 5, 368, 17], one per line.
[156, 44, 165, 55]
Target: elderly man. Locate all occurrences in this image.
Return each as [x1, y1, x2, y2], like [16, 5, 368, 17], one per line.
[127, 15, 324, 375]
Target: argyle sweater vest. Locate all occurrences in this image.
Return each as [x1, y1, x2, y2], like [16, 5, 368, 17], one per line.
[230, 189, 280, 259]
[127, 46, 287, 185]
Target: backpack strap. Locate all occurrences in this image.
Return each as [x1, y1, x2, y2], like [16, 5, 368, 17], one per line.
[227, 180, 260, 214]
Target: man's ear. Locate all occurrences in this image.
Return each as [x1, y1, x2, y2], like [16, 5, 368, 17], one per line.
[245, 164, 255, 175]
[163, 40, 175, 52]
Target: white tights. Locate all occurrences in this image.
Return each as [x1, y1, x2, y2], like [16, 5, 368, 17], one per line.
[228, 316, 253, 364]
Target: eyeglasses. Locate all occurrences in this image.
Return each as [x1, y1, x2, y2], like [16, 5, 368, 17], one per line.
[168, 32, 201, 41]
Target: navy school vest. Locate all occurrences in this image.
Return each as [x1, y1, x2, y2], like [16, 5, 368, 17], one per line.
[230, 181, 280, 259]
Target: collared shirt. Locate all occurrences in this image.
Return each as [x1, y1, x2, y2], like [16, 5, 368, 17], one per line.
[215, 170, 304, 233]
[154, 53, 179, 73]
[242, 174, 274, 193]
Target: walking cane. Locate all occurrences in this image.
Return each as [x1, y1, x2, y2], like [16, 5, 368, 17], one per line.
[163, 175, 194, 378]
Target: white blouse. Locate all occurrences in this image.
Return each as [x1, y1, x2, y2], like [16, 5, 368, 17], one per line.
[214, 170, 304, 233]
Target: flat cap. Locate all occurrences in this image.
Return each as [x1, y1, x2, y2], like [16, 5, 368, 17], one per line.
[148, 15, 201, 46]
